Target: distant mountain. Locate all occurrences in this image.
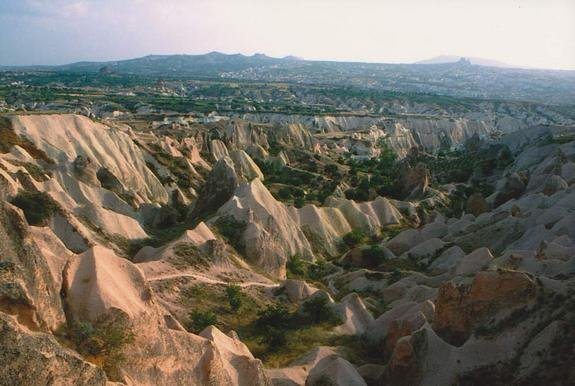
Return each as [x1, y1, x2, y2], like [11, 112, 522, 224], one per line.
[2, 52, 575, 104]
[416, 55, 512, 68]
[50, 52, 284, 77]
[282, 55, 304, 61]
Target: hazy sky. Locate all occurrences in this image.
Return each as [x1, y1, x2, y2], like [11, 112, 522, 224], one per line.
[1, 0, 574, 69]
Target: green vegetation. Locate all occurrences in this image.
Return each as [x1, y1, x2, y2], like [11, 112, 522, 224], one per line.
[214, 215, 247, 253]
[286, 255, 337, 284]
[256, 158, 337, 206]
[11, 190, 59, 225]
[248, 298, 342, 365]
[343, 229, 366, 248]
[286, 255, 307, 278]
[67, 318, 134, 381]
[178, 282, 345, 367]
[300, 295, 341, 325]
[186, 310, 217, 333]
[225, 284, 243, 312]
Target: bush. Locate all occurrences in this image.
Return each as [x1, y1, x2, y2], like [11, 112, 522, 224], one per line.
[69, 318, 134, 381]
[11, 190, 58, 225]
[255, 303, 292, 350]
[187, 310, 217, 333]
[255, 304, 291, 328]
[259, 326, 288, 348]
[226, 284, 243, 312]
[294, 197, 305, 208]
[278, 187, 292, 200]
[287, 255, 307, 278]
[361, 245, 387, 268]
[343, 230, 365, 248]
[214, 215, 246, 253]
[307, 260, 335, 281]
[301, 296, 341, 325]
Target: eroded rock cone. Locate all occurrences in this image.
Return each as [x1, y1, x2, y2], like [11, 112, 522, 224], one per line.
[494, 172, 527, 207]
[190, 156, 239, 219]
[466, 192, 489, 216]
[433, 270, 538, 346]
[403, 162, 430, 199]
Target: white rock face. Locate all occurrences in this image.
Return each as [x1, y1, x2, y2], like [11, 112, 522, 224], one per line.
[216, 178, 314, 278]
[306, 354, 367, 386]
[229, 149, 264, 181]
[215, 179, 409, 277]
[64, 244, 269, 385]
[211, 139, 230, 161]
[455, 247, 494, 276]
[66, 245, 152, 321]
[10, 114, 168, 204]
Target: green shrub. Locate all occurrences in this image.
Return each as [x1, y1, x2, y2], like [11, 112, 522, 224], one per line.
[254, 303, 292, 350]
[361, 245, 387, 268]
[287, 255, 307, 278]
[301, 296, 341, 325]
[11, 190, 58, 225]
[69, 318, 134, 381]
[307, 260, 335, 281]
[343, 230, 365, 248]
[226, 284, 243, 312]
[214, 215, 246, 253]
[255, 304, 291, 328]
[187, 310, 217, 333]
[278, 187, 292, 200]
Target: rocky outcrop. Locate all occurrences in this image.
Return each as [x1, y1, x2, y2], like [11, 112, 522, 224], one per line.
[433, 270, 537, 345]
[214, 179, 409, 277]
[0, 203, 66, 332]
[214, 179, 314, 278]
[0, 312, 108, 385]
[10, 114, 168, 204]
[191, 157, 240, 219]
[63, 244, 270, 385]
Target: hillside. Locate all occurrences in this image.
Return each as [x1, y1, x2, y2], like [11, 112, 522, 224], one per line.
[3, 52, 575, 105]
[0, 107, 573, 385]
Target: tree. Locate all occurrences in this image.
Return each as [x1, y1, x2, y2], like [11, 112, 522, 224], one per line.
[361, 245, 387, 268]
[255, 303, 291, 349]
[187, 310, 217, 333]
[226, 284, 243, 312]
[301, 295, 341, 325]
[287, 255, 307, 277]
[343, 230, 365, 248]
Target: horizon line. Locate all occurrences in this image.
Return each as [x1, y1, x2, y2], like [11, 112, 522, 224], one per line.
[2, 51, 574, 72]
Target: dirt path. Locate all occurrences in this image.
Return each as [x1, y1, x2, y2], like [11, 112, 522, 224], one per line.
[147, 271, 280, 289]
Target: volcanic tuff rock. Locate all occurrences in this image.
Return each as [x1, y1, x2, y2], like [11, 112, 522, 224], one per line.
[213, 178, 411, 277]
[1, 108, 575, 385]
[10, 114, 168, 204]
[0, 312, 107, 386]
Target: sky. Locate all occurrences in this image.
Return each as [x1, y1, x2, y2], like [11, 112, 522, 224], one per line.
[0, 0, 574, 70]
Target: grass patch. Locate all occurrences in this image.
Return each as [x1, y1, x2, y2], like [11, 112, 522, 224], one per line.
[60, 316, 134, 382]
[0, 116, 54, 164]
[214, 215, 247, 254]
[11, 190, 59, 225]
[172, 242, 209, 268]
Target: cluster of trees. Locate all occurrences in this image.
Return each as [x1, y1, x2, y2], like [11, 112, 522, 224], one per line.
[344, 143, 403, 202]
[186, 284, 244, 333]
[286, 255, 336, 281]
[67, 317, 134, 381]
[254, 296, 341, 348]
